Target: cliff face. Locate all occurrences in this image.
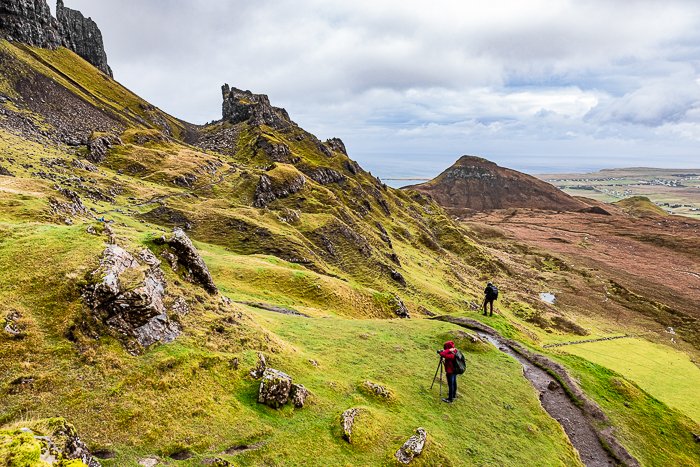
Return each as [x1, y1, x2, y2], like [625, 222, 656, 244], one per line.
[0, 0, 111, 76]
[404, 156, 588, 213]
[0, 0, 61, 47]
[56, 0, 112, 76]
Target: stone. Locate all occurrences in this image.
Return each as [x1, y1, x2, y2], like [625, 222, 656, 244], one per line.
[160, 228, 218, 294]
[255, 136, 297, 163]
[325, 137, 347, 155]
[253, 172, 306, 208]
[138, 458, 159, 467]
[341, 408, 360, 443]
[547, 380, 559, 391]
[390, 268, 407, 286]
[391, 295, 410, 318]
[290, 383, 309, 408]
[395, 428, 427, 464]
[693, 432, 700, 443]
[83, 245, 180, 353]
[361, 381, 392, 399]
[250, 352, 267, 379]
[221, 84, 292, 129]
[87, 133, 121, 163]
[258, 368, 292, 409]
[0, 166, 15, 177]
[0, 0, 111, 75]
[21, 418, 102, 467]
[305, 167, 346, 185]
[4, 310, 25, 338]
[56, 0, 112, 76]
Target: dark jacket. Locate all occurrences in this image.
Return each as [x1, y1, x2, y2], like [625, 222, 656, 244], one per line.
[439, 340, 457, 374]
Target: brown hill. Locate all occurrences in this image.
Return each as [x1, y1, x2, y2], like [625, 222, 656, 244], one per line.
[404, 156, 589, 214]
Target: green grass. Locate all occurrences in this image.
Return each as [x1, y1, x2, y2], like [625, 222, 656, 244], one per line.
[561, 338, 700, 424]
[551, 354, 700, 466]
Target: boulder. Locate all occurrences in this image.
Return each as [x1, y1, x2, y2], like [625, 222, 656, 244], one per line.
[83, 245, 180, 353]
[159, 228, 218, 294]
[3, 310, 25, 338]
[391, 295, 410, 319]
[87, 133, 121, 163]
[258, 368, 292, 409]
[547, 380, 559, 391]
[360, 381, 392, 400]
[341, 408, 360, 443]
[290, 383, 309, 408]
[10, 418, 102, 467]
[253, 171, 306, 208]
[250, 352, 267, 379]
[395, 428, 427, 464]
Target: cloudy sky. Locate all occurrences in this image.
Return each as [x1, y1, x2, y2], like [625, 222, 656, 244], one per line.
[57, 0, 700, 178]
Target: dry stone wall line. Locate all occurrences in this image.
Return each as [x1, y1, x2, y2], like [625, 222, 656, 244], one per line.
[543, 335, 630, 348]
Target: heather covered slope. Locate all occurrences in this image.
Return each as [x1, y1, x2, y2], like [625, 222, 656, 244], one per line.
[1, 6, 699, 466]
[404, 156, 588, 214]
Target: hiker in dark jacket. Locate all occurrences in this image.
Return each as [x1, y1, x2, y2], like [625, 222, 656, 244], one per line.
[438, 340, 458, 403]
[483, 282, 498, 316]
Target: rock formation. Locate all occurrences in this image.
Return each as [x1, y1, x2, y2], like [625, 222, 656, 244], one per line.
[395, 428, 427, 464]
[404, 156, 588, 214]
[10, 418, 102, 467]
[360, 381, 393, 399]
[257, 368, 293, 409]
[83, 245, 180, 353]
[0, 0, 112, 76]
[157, 228, 218, 294]
[56, 0, 112, 76]
[290, 383, 309, 408]
[221, 84, 292, 129]
[0, 0, 61, 48]
[253, 170, 306, 208]
[341, 408, 360, 442]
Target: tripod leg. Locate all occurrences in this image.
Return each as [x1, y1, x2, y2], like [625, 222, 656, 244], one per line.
[439, 359, 443, 397]
[430, 357, 443, 390]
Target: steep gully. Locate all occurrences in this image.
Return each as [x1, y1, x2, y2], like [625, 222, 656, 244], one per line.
[435, 316, 638, 467]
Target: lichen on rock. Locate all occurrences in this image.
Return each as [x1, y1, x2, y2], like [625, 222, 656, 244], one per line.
[157, 228, 218, 294]
[395, 428, 427, 464]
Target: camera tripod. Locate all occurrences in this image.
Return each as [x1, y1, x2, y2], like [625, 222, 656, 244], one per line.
[430, 356, 444, 397]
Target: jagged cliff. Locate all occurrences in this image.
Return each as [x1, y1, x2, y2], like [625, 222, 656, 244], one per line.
[56, 0, 111, 76]
[0, 0, 111, 76]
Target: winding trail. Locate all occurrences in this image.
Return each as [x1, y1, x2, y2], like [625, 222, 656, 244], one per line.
[436, 316, 639, 467]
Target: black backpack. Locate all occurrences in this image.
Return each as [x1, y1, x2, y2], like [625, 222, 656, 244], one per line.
[488, 285, 499, 300]
[454, 350, 467, 375]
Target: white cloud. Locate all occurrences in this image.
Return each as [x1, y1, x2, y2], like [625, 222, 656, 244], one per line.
[61, 0, 700, 173]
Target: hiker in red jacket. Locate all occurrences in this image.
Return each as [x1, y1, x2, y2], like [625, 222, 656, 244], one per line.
[438, 340, 458, 403]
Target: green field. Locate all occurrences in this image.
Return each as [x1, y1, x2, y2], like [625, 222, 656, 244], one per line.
[562, 338, 700, 424]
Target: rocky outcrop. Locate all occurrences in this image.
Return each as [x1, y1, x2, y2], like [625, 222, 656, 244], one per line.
[56, 0, 112, 76]
[3, 310, 25, 338]
[360, 381, 393, 400]
[157, 228, 218, 294]
[221, 84, 292, 129]
[83, 245, 180, 353]
[395, 428, 427, 464]
[341, 408, 360, 443]
[0, 166, 16, 177]
[0, 0, 61, 48]
[87, 133, 121, 163]
[253, 171, 306, 208]
[250, 352, 267, 379]
[257, 368, 293, 409]
[255, 136, 297, 163]
[290, 383, 309, 408]
[325, 137, 347, 155]
[0, 0, 112, 76]
[405, 156, 588, 213]
[8, 418, 101, 467]
[391, 295, 410, 319]
[305, 167, 346, 185]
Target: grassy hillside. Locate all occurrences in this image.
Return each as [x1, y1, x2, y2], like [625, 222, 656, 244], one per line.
[1, 41, 699, 466]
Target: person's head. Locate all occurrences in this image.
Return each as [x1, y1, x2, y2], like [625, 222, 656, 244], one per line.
[487, 282, 493, 286]
[443, 340, 455, 350]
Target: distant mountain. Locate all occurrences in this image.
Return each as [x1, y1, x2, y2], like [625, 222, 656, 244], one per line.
[404, 156, 589, 214]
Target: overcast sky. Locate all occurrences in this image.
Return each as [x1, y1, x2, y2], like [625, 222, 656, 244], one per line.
[56, 0, 700, 177]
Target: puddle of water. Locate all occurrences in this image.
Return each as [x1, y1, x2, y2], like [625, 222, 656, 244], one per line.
[539, 292, 556, 304]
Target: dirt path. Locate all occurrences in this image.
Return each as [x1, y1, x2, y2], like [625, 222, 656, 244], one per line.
[478, 332, 616, 466]
[436, 316, 637, 466]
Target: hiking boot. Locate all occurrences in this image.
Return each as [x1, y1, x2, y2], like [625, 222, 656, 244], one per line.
[441, 398, 452, 403]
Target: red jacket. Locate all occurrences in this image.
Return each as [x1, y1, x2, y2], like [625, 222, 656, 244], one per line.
[439, 341, 457, 374]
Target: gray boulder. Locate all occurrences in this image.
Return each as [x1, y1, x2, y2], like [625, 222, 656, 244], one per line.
[258, 368, 292, 409]
[83, 245, 180, 353]
[395, 428, 427, 464]
[250, 352, 267, 379]
[341, 408, 360, 443]
[159, 228, 218, 294]
[290, 383, 309, 408]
